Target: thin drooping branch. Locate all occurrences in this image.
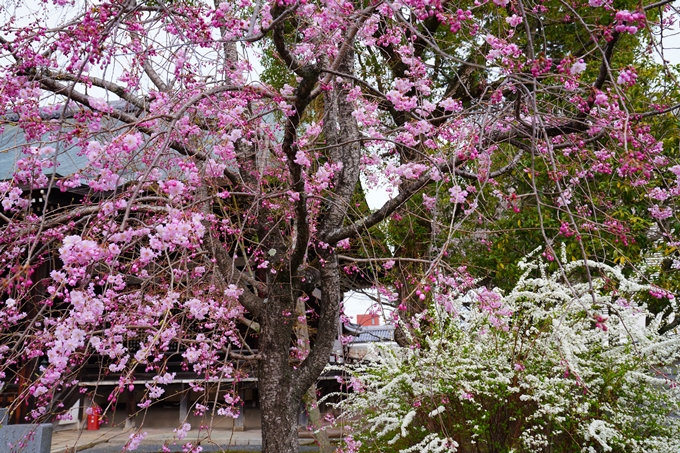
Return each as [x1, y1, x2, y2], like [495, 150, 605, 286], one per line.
[37, 76, 206, 160]
[205, 228, 265, 317]
[143, 59, 171, 93]
[38, 68, 149, 111]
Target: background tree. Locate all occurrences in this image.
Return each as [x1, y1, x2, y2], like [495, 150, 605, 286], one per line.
[0, 1, 678, 453]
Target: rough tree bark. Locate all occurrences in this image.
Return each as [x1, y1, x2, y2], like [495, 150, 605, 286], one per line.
[258, 285, 301, 453]
[255, 44, 361, 453]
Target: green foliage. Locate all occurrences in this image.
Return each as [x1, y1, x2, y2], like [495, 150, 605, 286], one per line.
[259, 43, 296, 91]
[372, 0, 680, 325]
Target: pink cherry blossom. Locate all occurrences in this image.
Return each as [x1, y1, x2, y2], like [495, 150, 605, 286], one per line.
[506, 15, 523, 27]
[449, 185, 468, 204]
[570, 60, 587, 75]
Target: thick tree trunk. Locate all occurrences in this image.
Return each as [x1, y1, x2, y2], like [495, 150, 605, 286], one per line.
[259, 387, 299, 453]
[258, 308, 300, 452]
[258, 261, 343, 453]
[257, 281, 300, 453]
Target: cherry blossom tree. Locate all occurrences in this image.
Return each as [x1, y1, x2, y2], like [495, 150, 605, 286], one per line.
[0, 0, 678, 452]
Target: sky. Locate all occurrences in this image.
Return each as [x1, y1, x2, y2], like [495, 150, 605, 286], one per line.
[344, 289, 395, 325]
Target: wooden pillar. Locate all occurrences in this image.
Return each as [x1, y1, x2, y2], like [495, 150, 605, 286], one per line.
[233, 389, 245, 431]
[125, 387, 135, 429]
[298, 401, 308, 429]
[76, 395, 86, 429]
[15, 360, 33, 424]
[179, 384, 188, 424]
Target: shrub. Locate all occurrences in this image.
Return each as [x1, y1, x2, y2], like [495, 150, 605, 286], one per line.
[335, 252, 680, 453]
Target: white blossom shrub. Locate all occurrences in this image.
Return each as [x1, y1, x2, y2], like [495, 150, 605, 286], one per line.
[335, 252, 680, 453]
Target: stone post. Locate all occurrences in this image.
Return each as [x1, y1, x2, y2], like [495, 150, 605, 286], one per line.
[0, 408, 53, 453]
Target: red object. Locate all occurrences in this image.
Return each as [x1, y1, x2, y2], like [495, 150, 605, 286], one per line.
[357, 314, 380, 326]
[87, 405, 101, 430]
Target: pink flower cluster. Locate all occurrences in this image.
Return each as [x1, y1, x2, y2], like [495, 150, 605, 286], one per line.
[476, 288, 512, 331]
[617, 67, 637, 86]
[59, 235, 103, 266]
[614, 10, 645, 34]
[1, 187, 28, 211]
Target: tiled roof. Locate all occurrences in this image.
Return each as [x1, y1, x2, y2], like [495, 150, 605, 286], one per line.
[343, 322, 395, 343]
[352, 328, 394, 343]
[0, 124, 87, 180]
[0, 101, 136, 180]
